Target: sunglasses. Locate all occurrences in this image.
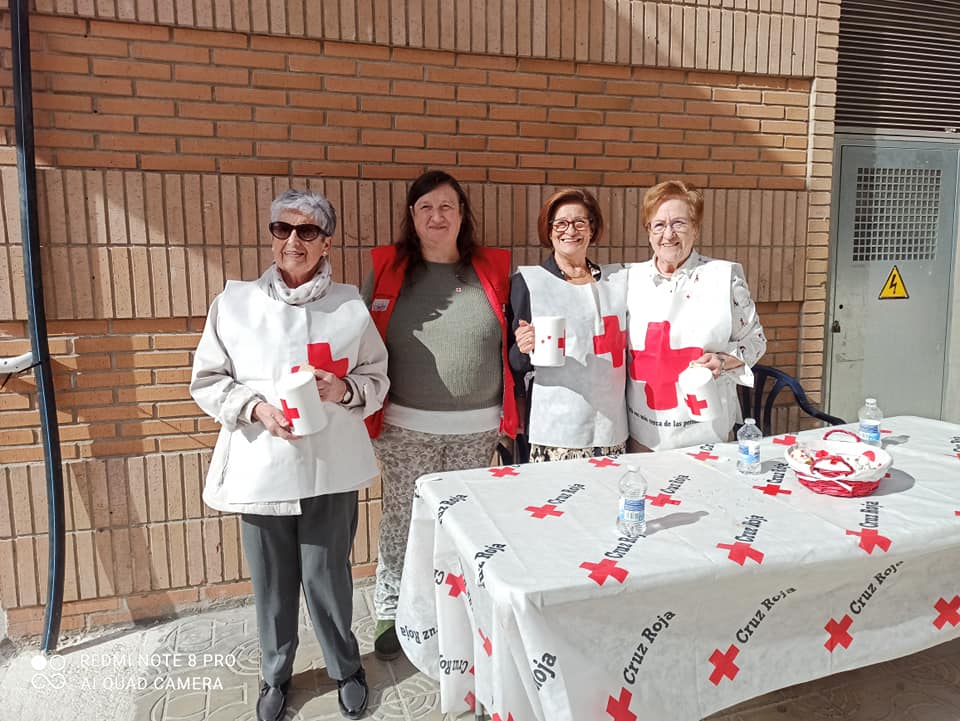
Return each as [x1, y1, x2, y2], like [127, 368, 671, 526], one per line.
[269, 222, 325, 242]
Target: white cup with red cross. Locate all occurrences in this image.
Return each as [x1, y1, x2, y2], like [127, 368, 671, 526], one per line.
[275, 370, 328, 436]
[677, 365, 721, 422]
[530, 316, 566, 367]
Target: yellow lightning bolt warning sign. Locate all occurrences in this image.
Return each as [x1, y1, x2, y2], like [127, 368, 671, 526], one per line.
[879, 265, 909, 300]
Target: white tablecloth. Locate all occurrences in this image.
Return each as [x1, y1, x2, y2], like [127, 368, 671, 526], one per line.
[396, 416, 960, 721]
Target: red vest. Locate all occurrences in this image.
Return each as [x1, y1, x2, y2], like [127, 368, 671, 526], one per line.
[365, 245, 519, 439]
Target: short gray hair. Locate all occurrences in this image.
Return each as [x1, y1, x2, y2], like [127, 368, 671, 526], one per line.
[270, 189, 337, 237]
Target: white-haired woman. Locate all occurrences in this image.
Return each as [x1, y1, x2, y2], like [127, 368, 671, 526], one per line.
[191, 188, 388, 721]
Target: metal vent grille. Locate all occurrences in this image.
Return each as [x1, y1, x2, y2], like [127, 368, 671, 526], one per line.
[838, 0, 960, 132]
[853, 167, 941, 261]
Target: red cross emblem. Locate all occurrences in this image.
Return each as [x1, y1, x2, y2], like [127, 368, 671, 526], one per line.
[489, 466, 519, 477]
[716, 541, 765, 565]
[845, 528, 891, 554]
[647, 493, 681, 507]
[824, 614, 854, 651]
[580, 558, 629, 586]
[685, 393, 709, 416]
[773, 434, 797, 446]
[753, 483, 792, 496]
[280, 399, 300, 423]
[464, 691, 476, 711]
[589, 457, 620, 468]
[688, 450, 719, 461]
[708, 645, 740, 685]
[955, 510, 960, 516]
[478, 628, 492, 656]
[593, 315, 627, 368]
[525, 503, 564, 519]
[294, 342, 349, 377]
[492, 714, 515, 721]
[933, 596, 960, 629]
[445, 573, 466, 597]
[629, 321, 703, 410]
[605, 688, 637, 721]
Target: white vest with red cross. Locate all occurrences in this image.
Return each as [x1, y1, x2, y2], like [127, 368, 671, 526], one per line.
[626, 256, 738, 450]
[202, 280, 379, 506]
[519, 264, 628, 449]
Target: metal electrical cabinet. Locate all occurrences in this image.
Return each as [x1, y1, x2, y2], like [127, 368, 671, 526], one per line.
[828, 139, 959, 422]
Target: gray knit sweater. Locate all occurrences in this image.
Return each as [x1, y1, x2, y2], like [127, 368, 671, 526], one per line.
[362, 261, 502, 411]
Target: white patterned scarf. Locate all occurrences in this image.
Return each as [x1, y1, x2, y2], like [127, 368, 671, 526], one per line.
[256, 259, 332, 306]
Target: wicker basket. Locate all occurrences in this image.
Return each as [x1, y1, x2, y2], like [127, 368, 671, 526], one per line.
[784, 429, 892, 497]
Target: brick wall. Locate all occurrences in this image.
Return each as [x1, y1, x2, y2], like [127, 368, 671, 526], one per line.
[0, 0, 839, 636]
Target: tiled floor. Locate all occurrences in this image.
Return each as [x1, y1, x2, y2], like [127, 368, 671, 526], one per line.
[1, 577, 959, 721]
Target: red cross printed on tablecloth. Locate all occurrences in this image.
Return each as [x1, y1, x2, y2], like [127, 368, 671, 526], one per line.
[845, 528, 892, 554]
[933, 596, 960, 629]
[280, 399, 300, 423]
[773, 434, 797, 446]
[292, 342, 349, 377]
[824, 614, 854, 651]
[716, 541, 765, 565]
[580, 558, 629, 586]
[445, 573, 466, 597]
[594, 315, 627, 368]
[688, 450, 719, 461]
[464, 691, 476, 711]
[491, 714, 515, 721]
[605, 688, 637, 721]
[708, 645, 741, 685]
[478, 628, 493, 656]
[647, 493, 681, 507]
[955, 510, 960, 517]
[685, 393, 709, 416]
[489, 466, 519, 477]
[589, 457, 620, 468]
[525, 503, 564, 519]
[753, 483, 792, 496]
[628, 321, 703, 410]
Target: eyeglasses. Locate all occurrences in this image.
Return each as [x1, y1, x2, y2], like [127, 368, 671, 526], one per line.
[269, 222, 325, 242]
[648, 219, 691, 237]
[411, 202, 460, 217]
[550, 217, 591, 233]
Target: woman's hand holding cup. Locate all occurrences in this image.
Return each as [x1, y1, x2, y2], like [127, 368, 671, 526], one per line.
[516, 320, 536, 355]
[252, 401, 300, 440]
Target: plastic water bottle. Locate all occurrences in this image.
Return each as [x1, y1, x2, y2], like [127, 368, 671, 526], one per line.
[616, 465, 648, 538]
[858, 398, 883, 446]
[737, 418, 762, 475]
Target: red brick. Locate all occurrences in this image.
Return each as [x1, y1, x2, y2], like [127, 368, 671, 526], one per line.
[99, 135, 177, 153]
[180, 102, 252, 120]
[45, 35, 129, 58]
[426, 67, 488, 85]
[518, 123, 577, 139]
[177, 65, 249, 85]
[425, 100, 486, 119]
[181, 138, 251, 155]
[325, 76, 390, 95]
[56, 151, 137, 169]
[131, 42, 210, 63]
[323, 40, 392, 60]
[139, 117, 214, 135]
[172, 28, 247, 48]
[217, 122, 288, 140]
[97, 97, 175, 116]
[137, 80, 211, 101]
[360, 130, 424, 147]
[35, 131, 95, 149]
[51, 75, 133, 96]
[92, 58, 172, 80]
[219, 159, 290, 174]
[215, 87, 286, 106]
[142, 156, 217, 172]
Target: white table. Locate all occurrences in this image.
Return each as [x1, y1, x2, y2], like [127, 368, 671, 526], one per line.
[396, 416, 960, 721]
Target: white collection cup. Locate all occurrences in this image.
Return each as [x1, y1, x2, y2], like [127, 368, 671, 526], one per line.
[530, 316, 566, 367]
[677, 365, 721, 422]
[275, 370, 328, 436]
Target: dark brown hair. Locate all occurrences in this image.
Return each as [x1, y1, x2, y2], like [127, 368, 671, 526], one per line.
[394, 170, 478, 277]
[536, 188, 604, 248]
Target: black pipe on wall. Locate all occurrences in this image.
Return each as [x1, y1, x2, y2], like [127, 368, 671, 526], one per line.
[10, 0, 67, 652]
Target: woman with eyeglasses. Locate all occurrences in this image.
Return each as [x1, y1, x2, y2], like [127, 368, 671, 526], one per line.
[362, 170, 519, 661]
[191, 188, 388, 721]
[509, 187, 629, 463]
[626, 179, 767, 451]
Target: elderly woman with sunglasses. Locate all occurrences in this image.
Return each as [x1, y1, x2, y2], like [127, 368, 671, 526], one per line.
[190, 189, 388, 721]
[509, 188, 629, 463]
[626, 180, 767, 451]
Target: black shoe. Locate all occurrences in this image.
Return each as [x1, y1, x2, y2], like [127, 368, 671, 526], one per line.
[374, 620, 402, 661]
[337, 667, 368, 719]
[256, 680, 290, 721]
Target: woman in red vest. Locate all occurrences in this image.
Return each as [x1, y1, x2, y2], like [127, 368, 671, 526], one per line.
[362, 170, 519, 660]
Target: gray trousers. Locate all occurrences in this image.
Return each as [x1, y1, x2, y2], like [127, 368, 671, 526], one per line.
[240, 492, 361, 685]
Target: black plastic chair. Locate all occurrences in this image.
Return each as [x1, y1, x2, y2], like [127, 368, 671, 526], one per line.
[738, 364, 845, 437]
